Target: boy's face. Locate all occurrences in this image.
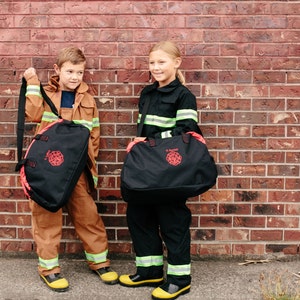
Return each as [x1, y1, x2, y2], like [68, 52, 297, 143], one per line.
[54, 61, 85, 91]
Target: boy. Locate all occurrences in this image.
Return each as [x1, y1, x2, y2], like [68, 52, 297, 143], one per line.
[23, 47, 118, 292]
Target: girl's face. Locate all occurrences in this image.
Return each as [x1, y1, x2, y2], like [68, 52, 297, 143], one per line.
[54, 61, 85, 91]
[149, 49, 182, 87]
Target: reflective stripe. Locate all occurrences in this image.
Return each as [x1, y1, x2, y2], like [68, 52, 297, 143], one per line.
[92, 117, 100, 128]
[26, 85, 42, 98]
[41, 111, 59, 122]
[138, 109, 198, 129]
[73, 119, 93, 131]
[93, 174, 98, 187]
[167, 263, 191, 276]
[38, 256, 59, 270]
[176, 109, 198, 122]
[85, 250, 108, 264]
[138, 114, 176, 128]
[41, 113, 98, 132]
[136, 255, 164, 267]
[161, 130, 172, 138]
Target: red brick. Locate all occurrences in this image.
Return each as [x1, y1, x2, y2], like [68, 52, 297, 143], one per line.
[266, 244, 298, 255]
[234, 217, 266, 228]
[284, 230, 300, 241]
[267, 217, 299, 228]
[216, 229, 249, 241]
[219, 204, 251, 215]
[199, 244, 231, 256]
[251, 230, 283, 241]
[233, 244, 265, 256]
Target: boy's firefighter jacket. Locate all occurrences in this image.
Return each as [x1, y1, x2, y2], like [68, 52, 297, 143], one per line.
[24, 75, 100, 188]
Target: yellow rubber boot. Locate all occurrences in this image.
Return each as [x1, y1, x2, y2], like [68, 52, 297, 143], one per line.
[40, 273, 69, 292]
[119, 274, 164, 287]
[94, 267, 119, 285]
[151, 283, 191, 300]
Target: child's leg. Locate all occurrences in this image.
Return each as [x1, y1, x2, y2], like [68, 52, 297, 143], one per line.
[29, 199, 62, 276]
[30, 200, 68, 292]
[119, 204, 164, 287]
[158, 202, 192, 287]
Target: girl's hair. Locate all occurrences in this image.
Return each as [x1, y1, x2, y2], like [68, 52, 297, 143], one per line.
[56, 47, 86, 68]
[149, 41, 185, 85]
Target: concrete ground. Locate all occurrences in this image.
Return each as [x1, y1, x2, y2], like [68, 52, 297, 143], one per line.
[1, 254, 300, 300]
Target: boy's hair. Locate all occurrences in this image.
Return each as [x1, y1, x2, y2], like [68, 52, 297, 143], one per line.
[56, 47, 86, 68]
[149, 41, 185, 85]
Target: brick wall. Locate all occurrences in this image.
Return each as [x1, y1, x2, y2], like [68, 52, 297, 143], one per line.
[0, 1, 300, 258]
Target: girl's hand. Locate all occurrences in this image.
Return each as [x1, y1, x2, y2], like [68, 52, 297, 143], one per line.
[23, 67, 37, 81]
[126, 137, 147, 153]
[134, 137, 146, 142]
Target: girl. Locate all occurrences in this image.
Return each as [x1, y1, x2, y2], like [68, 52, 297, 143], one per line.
[119, 41, 202, 300]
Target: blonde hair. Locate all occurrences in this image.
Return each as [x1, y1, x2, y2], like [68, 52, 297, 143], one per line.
[149, 41, 185, 85]
[56, 47, 86, 68]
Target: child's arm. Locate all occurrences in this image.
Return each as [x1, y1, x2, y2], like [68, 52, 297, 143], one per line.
[89, 98, 100, 160]
[23, 67, 45, 122]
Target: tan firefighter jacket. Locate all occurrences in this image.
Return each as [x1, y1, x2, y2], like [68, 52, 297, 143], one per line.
[24, 74, 100, 188]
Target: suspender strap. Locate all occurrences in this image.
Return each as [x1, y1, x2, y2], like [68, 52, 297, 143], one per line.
[137, 96, 151, 137]
[15, 78, 61, 171]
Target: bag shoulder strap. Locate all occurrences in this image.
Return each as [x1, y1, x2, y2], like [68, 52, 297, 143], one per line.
[15, 78, 61, 171]
[137, 95, 151, 137]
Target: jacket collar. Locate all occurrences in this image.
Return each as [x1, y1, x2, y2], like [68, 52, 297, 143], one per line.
[47, 75, 89, 93]
[144, 78, 181, 94]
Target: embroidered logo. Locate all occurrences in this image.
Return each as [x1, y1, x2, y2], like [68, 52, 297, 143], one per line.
[44, 150, 64, 167]
[166, 148, 182, 166]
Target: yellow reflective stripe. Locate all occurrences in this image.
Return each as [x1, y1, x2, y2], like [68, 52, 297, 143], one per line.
[136, 255, 164, 267]
[167, 263, 191, 276]
[93, 174, 98, 187]
[41, 111, 59, 122]
[38, 256, 59, 269]
[92, 117, 100, 128]
[85, 250, 108, 263]
[26, 85, 42, 98]
[176, 109, 198, 122]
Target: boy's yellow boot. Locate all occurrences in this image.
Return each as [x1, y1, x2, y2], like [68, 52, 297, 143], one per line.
[94, 267, 119, 285]
[40, 273, 69, 292]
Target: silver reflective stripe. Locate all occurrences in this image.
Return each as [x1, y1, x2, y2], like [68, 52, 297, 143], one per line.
[176, 109, 198, 122]
[26, 85, 42, 98]
[41, 111, 59, 122]
[38, 256, 59, 270]
[138, 109, 198, 129]
[167, 263, 191, 276]
[161, 130, 172, 138]
[73, 119, 93, 131]
[138, 114, 176, 128]
[136, 255, 164, 267]
[85, 250, 108, 263]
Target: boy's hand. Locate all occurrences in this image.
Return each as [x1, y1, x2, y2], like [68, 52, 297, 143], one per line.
[23, 67, 37, 81]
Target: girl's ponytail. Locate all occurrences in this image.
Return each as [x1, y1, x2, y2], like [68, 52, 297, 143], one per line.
[176, 69, 185, 86]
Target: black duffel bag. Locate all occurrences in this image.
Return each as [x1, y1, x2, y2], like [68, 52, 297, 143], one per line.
[120, 131, 218, 204]
[15, 78, 90, 212]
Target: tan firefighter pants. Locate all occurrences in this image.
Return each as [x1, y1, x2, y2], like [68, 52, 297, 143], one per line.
[29, 172, 110, 276]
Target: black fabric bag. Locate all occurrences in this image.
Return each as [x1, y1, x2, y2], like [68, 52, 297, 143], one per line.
[120, 96, 218, 204]
[15, 78, 90, 212]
